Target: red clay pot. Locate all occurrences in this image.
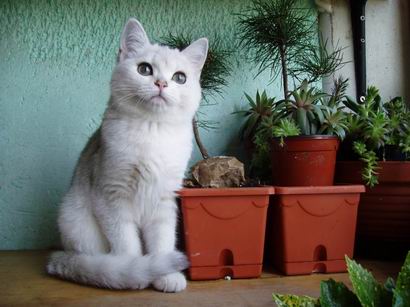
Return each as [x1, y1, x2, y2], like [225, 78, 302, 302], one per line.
[335, 161, 410, 259]
[267, 185, 365, 275]
[178, 187, 274, 280]
[271, 135, 340, 186]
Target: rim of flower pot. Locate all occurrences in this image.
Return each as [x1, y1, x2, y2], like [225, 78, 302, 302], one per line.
[271, 134, 340, 153]
[177, 186, 275, 197]
[272, 135, 339, 141]
[274, 185, 365, 195]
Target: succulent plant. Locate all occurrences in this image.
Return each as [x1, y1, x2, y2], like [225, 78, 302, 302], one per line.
[343, 87, 409, 186]
[239, 78, 349, 182]
[318, 105, 348, 139]
[285, 80, 327, 135]
[353, 141, 380, 187]
[272, 251, 410, 307]
[385, 97, 410, 153]
[272, 118, 301, 144]
[235, 90, 279, 140]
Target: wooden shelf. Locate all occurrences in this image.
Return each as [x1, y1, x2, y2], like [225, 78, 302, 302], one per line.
[0, 251, 401, 306]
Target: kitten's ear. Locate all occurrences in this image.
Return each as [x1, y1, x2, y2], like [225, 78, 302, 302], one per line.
[118, 18, 149, 61]
[182, 38, 209, 70]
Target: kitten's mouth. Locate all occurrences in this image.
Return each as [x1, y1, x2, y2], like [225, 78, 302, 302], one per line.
[150, 94, 167, 104]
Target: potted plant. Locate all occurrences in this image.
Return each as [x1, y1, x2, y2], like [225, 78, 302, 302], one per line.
[335, 87, 410, 260]
[236, 0, 346, 186]
[163, 33, 275, 281]
[245, 78, 349, 186]
[269, 80, 348, 186]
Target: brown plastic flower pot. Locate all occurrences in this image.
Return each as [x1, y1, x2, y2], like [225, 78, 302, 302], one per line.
[271, 135, 340, 186]
[178, 187, 275, 280]
[267, 185, 365, 275]
[335, 161, 410, 259]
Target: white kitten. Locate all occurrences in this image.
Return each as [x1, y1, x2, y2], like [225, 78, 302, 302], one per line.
[46, 18, 208, 292]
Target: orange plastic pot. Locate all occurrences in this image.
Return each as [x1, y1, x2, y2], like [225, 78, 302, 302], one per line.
[267, 185, 365, 275]
[178, 187, 274, 280]
[271, 135, 340, 186]
[335, 161, 410, 259]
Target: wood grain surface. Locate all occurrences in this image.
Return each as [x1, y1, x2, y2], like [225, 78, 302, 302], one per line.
[0, 251, 401, 307]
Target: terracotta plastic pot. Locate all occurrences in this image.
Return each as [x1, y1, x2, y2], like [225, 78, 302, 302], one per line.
[335, 161, 410, 259]
[178, 187, 274, 280]
[267, 185, 365, 275]
[271, 135, 340, 186]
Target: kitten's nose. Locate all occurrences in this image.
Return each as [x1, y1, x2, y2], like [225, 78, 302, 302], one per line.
[154, 80, 168, 90]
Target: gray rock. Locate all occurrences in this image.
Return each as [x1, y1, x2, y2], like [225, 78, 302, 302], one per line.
[190, 156, 245, 188]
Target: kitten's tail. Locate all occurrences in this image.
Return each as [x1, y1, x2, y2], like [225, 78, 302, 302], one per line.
[46, 250, 188, 289]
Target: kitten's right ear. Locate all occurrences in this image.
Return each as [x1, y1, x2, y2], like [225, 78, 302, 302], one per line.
[118, 18, 149, 61]
[182, 38, 209, 71]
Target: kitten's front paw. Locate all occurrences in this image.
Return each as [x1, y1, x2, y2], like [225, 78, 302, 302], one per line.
[153, 272, 187, 293]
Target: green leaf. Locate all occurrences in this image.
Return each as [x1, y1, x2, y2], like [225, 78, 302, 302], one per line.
[243, 115, 259, 139]
[244, 92, 255, 106]
[300, 79, 309, 92]
[261, 90, 268, 102]
[346, 256, 392, 307]
[293, 91, 302, 106]
[272, 293, 319, 307]
[393, 251, 410, 307]
[313, 105, 325, 124]
[296, 108, 308, 135]
[320, 279, 361, 307]
[335, 127, 346, 140]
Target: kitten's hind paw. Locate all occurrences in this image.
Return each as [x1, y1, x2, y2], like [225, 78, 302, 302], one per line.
[153, 272, 187, 293]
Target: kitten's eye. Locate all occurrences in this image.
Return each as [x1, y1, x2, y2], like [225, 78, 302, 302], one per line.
[137, 63, 153, 76]
[172, 72, 186, 84]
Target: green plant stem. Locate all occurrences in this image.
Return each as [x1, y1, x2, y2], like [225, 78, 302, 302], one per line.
[279, 45, 288, 99]
[192, 118, 209, 159]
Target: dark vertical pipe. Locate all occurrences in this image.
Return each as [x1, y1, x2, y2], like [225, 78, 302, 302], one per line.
[350, 0, 368, 102]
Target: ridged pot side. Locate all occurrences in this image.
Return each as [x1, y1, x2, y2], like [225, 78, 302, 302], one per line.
[178, 187, 274, 280]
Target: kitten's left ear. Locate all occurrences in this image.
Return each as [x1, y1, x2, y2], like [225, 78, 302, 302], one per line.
[182, 38, 209, 70]
[118, 18, 149, 61]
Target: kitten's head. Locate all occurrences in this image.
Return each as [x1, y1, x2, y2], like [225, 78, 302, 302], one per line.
[110, 18, 208, 122]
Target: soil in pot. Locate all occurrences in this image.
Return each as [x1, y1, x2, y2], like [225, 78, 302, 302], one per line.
[266, 185, 365, 275]
[178, 187, 274, 280]
[271, 135, 340, 186]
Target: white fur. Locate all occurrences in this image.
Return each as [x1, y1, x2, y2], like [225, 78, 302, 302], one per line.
[47, 18, 208, 292]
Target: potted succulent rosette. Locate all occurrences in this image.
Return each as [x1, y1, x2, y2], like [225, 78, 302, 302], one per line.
[267, 79, 347, 186]
[162, 33, 274, 281]
[238, 77, 350, 186]
[335, 86, 410, 260]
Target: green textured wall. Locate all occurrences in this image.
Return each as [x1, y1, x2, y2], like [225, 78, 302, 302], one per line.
[0, 0, 314, 250]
